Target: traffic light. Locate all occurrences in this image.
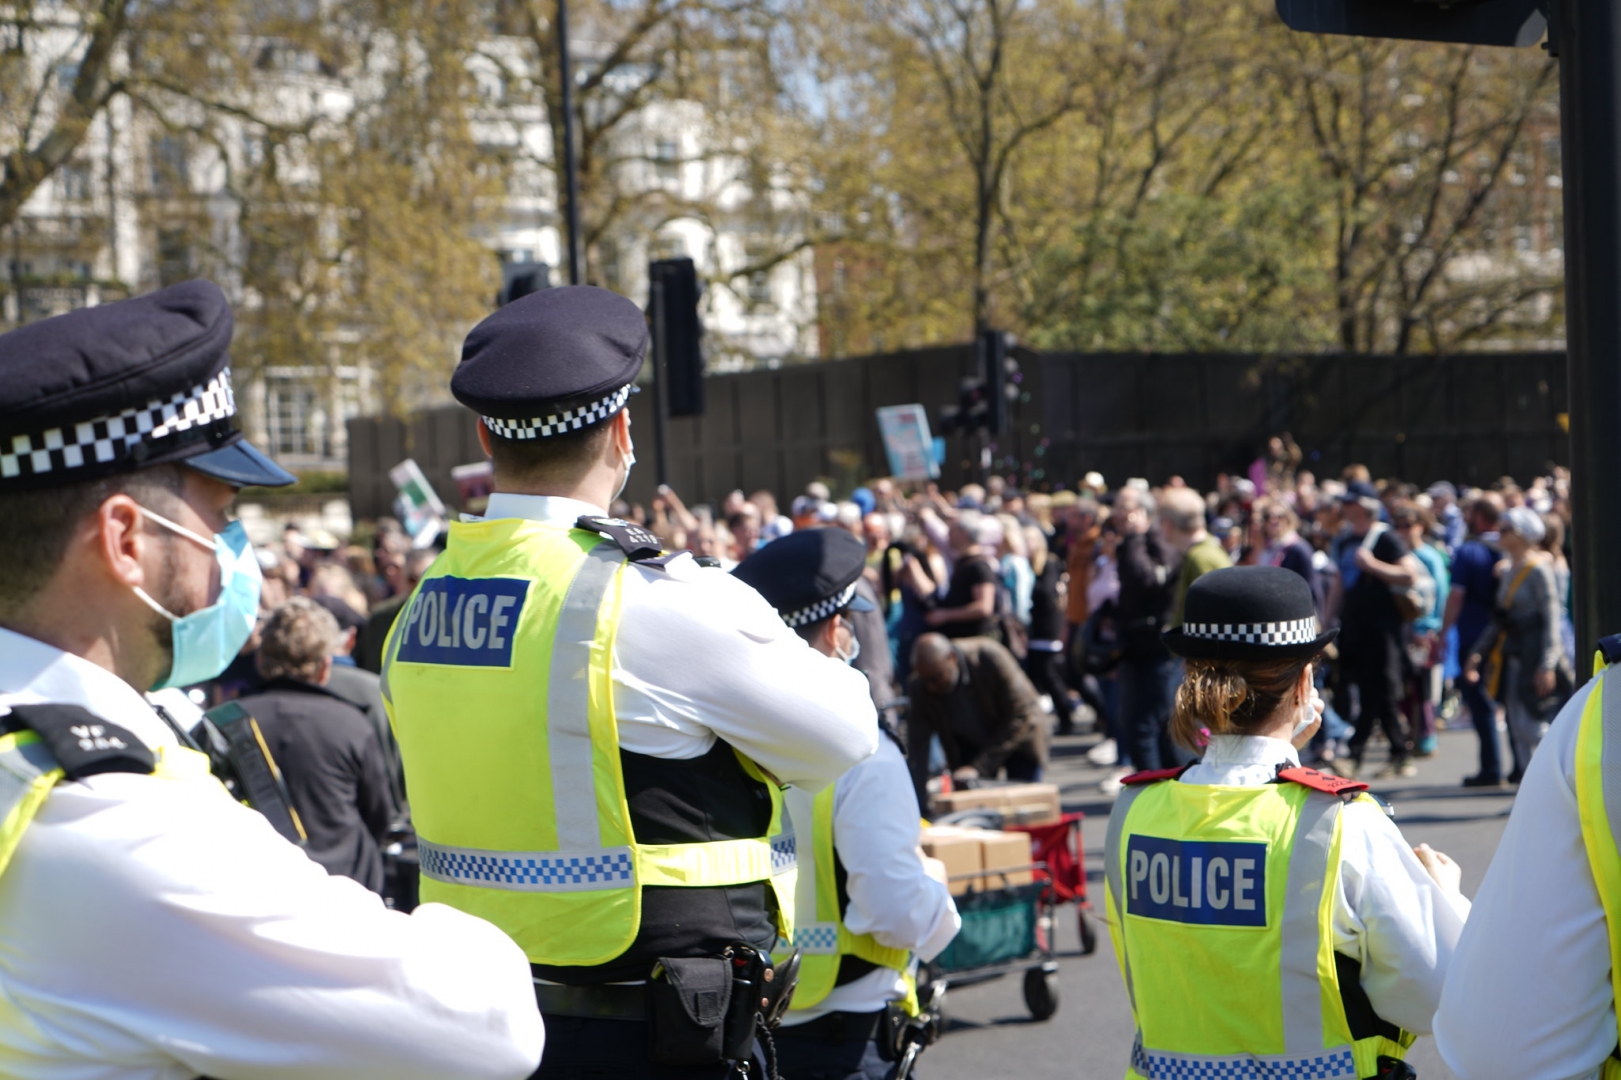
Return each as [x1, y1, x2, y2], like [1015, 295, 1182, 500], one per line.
[498, 260, 549, 307]
[649, 257, 705, 418]
[980, 329, 1019, 436]
[1274, 0, 1546, 46]
[941, 330, 1020, 436]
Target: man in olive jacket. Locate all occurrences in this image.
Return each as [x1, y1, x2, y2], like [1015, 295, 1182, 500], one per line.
[907, 633, 1048, 809]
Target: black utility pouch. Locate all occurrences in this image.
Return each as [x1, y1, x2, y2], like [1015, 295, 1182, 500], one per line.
[878, 1002, 910, 1063]
[649, 957, 732, 1065]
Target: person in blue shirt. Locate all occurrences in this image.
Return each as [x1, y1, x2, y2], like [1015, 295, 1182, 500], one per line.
[1427, 482, 1467, 556]
[1442, 493, 1507, 786]
[1394, 501, 1450, 757]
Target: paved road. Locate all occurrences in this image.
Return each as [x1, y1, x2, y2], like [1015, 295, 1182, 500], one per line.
[926, 721, 1515, 1080]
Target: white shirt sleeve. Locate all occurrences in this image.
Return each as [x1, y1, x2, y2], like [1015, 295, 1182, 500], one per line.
[1332, 799, 1471, 1036]
[0, 771, 543, 1080]
[611, 555, 880, 789]
[1434, 680, 1615, 1080]
[833, 740, 961, 962]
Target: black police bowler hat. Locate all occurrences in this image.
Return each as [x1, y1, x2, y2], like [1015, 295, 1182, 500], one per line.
[732, 527, 876, 629]
[1161, 566, 1336, 662]
[0, 280, 293, 491]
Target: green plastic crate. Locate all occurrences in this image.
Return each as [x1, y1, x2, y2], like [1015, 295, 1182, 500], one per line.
[933, 882, 1045, 972]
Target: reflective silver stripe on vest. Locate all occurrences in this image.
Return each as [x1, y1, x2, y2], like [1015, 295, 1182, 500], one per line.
[1104, 782, 1147, 1017]
[0, 737, 58, 820]
[782, 787, 836, 953]
[1280, 793, 1343, 1054]
[548, 542, 625, 852]
[1106, 779, 1350, 1069]
[1129, 1038, 1357, 1080]
[1601, 672, 1621, 874]
[417, 541, 632, 893]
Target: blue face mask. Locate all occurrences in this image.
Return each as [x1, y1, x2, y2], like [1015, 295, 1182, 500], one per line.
[132, 507, 263, 690]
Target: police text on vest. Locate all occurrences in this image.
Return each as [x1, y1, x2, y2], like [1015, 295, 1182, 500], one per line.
[396, 576, 531, 667]
[1124, 835, 1267, 927]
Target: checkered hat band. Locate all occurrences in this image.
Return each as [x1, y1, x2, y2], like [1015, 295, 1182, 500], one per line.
[1131, 1040, 1358, 1080]
[417, 839, 635, 893]
[482, 384, 634, 440]
[0, 368, 236, 483]
[782, 582, 859, 628]
[1182, 617, 1319, 647]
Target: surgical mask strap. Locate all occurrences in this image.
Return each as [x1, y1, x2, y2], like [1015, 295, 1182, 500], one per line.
[139, 505, 217, 552]
[132, 585, 178, 622]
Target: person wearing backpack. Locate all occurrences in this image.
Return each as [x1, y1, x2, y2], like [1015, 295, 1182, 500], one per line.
[1461, 506, 1571, 780]
[1334, 482, 1428, 778]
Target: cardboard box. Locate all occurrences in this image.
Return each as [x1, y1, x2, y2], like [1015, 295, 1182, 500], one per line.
[930, 782, 1062, 826]
[979, 830, 1035, 890]
[921, 826, 1037, 894]
[921, 827, 984, 896]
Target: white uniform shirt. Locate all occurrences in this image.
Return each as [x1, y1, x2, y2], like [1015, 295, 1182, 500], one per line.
[1181, 735, 1470, 1035]
[778, 738, 961, 1025]
[1433, 678, 1612, 1080]
[0, 627, 544, 1080]
[478, 494, 879, 787]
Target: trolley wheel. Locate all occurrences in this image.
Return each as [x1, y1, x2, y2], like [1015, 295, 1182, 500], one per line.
[1022, 967, 1060, 1021]
[1078, 909, 1099, 955]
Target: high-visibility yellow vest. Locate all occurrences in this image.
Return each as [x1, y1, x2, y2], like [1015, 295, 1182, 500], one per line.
[1573, 653, 1621, 1080]
[774, 782, 915, 1014]
[0, 730, 213, 879]
[1104, 770, 1413, 1080]
[381, 517, 796, 967]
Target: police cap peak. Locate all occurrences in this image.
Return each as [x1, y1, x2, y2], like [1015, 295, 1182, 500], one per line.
[732, 527, 875, 629]
[453, 286, 647, 439]
[0, 279, 294, 491]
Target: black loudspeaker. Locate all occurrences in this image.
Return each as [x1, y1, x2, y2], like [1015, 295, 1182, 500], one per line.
[650, 257, 704, 418]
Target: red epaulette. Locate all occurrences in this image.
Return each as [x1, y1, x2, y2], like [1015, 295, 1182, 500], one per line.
[1277, 766, 1368, 796]
[1121, 765, 1193, 786]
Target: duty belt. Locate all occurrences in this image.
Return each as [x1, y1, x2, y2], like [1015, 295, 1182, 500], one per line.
[532, 979, 646, 1022]
[775, 1009, 886, 1043]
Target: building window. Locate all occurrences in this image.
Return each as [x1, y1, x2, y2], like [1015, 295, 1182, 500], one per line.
[150, 135, 189, 194]
[58, 163, 92, 202]
[156, 228, 192, 285]
[266, 376, 320, 457]
[654, 139, 679, 182]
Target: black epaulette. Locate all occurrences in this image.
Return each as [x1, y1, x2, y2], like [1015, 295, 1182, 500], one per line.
[693, 555, 722, 569]
[575, 515, 663, 561]
[1598, 634, 1621, 668]
[5, 703, 155, 779]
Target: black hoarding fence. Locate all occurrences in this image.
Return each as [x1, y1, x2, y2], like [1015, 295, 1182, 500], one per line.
[345, 348, 1568, 520]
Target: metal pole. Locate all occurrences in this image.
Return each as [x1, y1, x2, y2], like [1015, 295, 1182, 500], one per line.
[651, 270, 672, 488]
[557, 0, 583, 285]
[1557, 0, 1621, 670]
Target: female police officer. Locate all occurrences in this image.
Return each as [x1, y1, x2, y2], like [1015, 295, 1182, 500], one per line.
[1105, 566, 1469, 1080]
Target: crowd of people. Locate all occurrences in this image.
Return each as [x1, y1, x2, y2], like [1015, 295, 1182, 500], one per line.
[214, 445, 1575, 904]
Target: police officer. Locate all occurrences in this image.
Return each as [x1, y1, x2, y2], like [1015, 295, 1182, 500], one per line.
[0, 282, 544, 1078]
[1434, 637, 1621, 1076]
[382, 286, 878, 1078]
[1105, 566, 1468, 1080]
[733, 528, 960, 1080]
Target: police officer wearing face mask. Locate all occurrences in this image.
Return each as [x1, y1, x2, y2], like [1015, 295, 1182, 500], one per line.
[382, 286, 879, 1079]
[0, 282, 544, 1079]
[1104, 567, 1468, 1080]
[734, 528, 960, 1080]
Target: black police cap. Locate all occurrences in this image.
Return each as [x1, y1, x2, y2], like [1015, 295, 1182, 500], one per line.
[732, 527, 876, 629]
[0, 280, 294, 491]
[452, 286, 647, 441]
[1161, 565, 1337, 662]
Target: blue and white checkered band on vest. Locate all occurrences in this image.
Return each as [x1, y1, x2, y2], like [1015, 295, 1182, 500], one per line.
[482, 383, 634, 440]
[1181, 617, 1319, 647]
[0, 368, 237, 481]
[782, 581, 859, 629]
